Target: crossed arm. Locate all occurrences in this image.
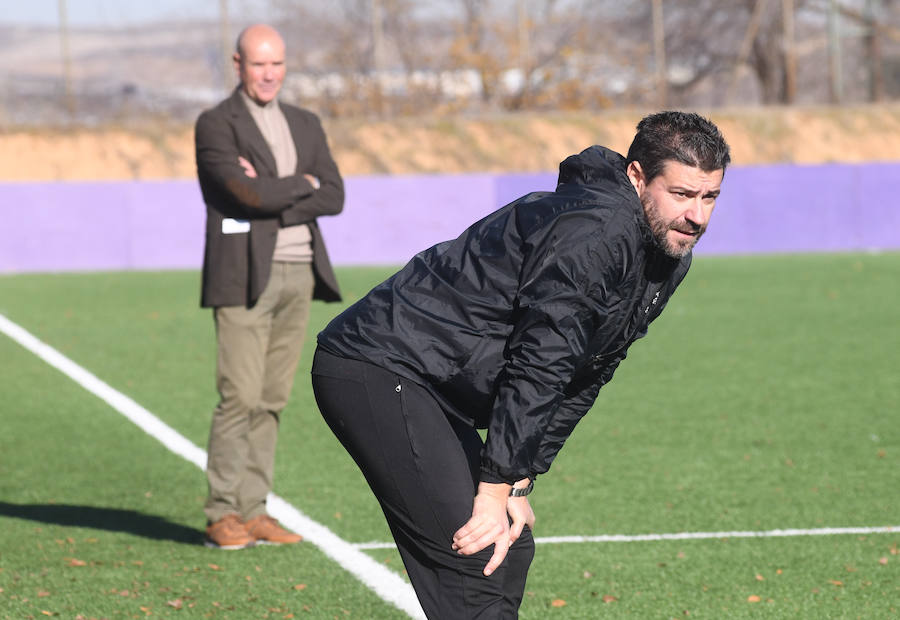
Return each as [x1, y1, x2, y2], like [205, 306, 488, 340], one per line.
[195, 110, 343, 221]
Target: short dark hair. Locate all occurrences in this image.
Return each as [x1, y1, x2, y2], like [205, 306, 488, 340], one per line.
[626, 111, 731, 183]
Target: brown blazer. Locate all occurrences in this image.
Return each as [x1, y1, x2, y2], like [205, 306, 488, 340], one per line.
[195, 88, 343, 308]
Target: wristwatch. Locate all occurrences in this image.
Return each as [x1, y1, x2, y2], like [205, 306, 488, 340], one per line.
[509, 479, 534, 497]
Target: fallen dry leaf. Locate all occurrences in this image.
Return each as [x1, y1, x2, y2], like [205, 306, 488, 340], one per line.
[879, 557, 889, 565]
[294, 584, 307, 590]
[208, 564, 221, 571]
[828, 580, 844, 587]
[551, 599, 566, 607]
[41, 612, 54, 616]
[38, 590, 51, 597]
[747, 595, 761, 603]
[167, 599, 183, 609]
[602, 595, 617, 603]
[755, 574, 764, 581]
[67, 558, 86, 567]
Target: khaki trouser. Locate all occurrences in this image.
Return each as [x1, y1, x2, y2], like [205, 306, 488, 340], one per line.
[205, 262, 314, 523]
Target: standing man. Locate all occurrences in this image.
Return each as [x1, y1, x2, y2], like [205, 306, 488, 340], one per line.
[196, 24, 343, 549]
[312, 112, 729, 617]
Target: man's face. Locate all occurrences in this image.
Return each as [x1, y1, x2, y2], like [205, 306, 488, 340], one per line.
[235, 33, 286, 105]
[629, 160, 723, 259]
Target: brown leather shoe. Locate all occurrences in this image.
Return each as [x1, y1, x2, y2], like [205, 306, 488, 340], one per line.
[204, 514, 255, 550]
[244, 514, 303, 545]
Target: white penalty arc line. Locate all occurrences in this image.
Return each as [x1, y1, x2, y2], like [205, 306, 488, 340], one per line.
[0, 313, 426, 620]
[353, 525, 900, 549]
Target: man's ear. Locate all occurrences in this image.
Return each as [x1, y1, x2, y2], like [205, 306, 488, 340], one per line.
[232, 53, 242, 75]
[626, 161, 645, 194]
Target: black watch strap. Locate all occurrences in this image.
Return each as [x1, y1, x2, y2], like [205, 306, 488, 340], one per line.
[509, 479, 534, 497]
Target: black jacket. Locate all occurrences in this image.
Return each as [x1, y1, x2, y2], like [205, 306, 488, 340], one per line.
[196, 88, 343, 308]
[318, 145, 691, 484]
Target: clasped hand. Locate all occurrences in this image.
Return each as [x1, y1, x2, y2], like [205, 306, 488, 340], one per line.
[451, 480, 536, 576]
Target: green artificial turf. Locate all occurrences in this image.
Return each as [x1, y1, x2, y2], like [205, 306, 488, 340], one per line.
[0, 254, 897, 618]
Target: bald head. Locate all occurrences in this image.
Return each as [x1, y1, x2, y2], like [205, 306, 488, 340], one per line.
[236, 24, 284, 57]
[234, 24, 286, 105]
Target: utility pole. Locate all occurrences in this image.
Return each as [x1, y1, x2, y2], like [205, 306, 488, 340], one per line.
[220, 0, 234, 93]
[517, 0, 531, 104]
[827, 0, 843, 104]
[782, 0, 796, 104]
[865, 0, 884, 101]
[651, 0, 667, 108]
[371, 0, 386, 74]
[58, 0, 76, 119]
[371, 0, 388, 115]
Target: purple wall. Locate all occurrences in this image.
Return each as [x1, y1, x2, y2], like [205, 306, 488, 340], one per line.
[699, 163, 900, 254]
[2, 162, 897, 273]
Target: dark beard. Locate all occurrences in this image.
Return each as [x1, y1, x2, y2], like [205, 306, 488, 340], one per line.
[641, 192, 702, 259]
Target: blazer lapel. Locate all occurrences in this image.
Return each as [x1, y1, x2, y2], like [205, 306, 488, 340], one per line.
[283, 105, 309, 171]
[226, 89, 278, 177]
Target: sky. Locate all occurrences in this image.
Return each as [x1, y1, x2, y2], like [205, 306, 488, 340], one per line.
[0, 0, 269, 26]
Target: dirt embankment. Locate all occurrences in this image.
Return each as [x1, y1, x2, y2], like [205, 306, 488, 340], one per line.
[3, 104, 899, 182]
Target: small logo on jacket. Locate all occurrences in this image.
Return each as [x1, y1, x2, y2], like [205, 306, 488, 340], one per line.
[645, 291, 660, 315]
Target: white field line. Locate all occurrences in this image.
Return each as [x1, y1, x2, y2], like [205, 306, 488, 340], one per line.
[353, 525, 900, 550]
[6, 312, 899, 613]
[0, 313, 426, 620]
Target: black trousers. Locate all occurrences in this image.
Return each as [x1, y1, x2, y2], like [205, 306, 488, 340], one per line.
[311, 347, 535, 619]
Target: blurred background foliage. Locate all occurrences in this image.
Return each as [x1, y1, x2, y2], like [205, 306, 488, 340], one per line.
[1, 0, 898, 127]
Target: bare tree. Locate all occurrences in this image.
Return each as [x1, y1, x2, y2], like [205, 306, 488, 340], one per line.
[218, 0, 900, 116]
[450, 0, 504, 105]
[504, 0, 605, 110]
[655, 0, 826, 106]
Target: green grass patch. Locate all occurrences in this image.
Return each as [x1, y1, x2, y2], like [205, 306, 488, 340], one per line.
[1, 254, 898, 618]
